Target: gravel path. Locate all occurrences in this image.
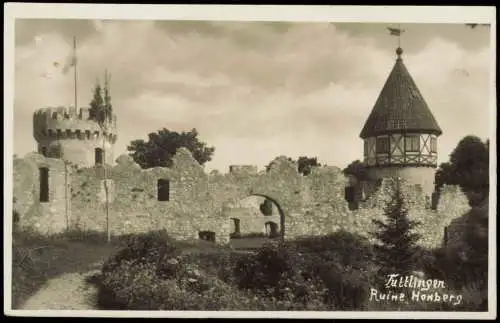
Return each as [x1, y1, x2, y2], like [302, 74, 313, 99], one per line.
[20, 265, 103, 310]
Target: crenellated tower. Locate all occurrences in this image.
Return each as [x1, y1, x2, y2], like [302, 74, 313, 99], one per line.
[360, 47, 442, 198]
[33, 106, 118, 167]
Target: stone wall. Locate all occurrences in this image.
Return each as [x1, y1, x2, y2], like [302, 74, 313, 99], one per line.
[12, 148, 472, 248]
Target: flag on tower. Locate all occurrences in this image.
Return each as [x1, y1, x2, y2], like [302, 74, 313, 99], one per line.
[42, 37, 77, 78]
[62, 52, 77, 74]
[387, 26, 405, 36]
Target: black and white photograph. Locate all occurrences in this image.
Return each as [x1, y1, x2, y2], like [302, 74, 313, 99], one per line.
[4, 4, 496, 319]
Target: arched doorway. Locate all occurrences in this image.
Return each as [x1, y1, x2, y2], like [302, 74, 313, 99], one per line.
[225, 194, 285, 250]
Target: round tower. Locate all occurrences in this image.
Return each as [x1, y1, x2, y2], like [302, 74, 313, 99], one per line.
[33, 106, 118, 167]
[359, 47, 442, 198]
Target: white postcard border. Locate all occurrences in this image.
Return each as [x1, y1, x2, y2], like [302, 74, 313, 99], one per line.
[3, 3, 497, 319]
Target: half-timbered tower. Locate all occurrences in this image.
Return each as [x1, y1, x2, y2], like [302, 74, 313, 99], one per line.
[360, 47, 442, 198]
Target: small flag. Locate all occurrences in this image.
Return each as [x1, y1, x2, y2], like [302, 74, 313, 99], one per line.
[62, 53, 77, 74]
[387, 27, 405, 36]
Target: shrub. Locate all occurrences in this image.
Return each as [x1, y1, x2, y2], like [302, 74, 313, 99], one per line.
[101, 230, 182, 274]
[234, 242, 297, 292]
[316, 261, 372, 310]
[97, 249, 275, 310]
[290, 230, 374, 268]
[233, 242, 334, 309]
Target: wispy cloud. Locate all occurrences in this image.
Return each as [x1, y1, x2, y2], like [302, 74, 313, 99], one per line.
[14, 20, 492, 171]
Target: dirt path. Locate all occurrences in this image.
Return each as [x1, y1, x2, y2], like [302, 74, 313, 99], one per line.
[21, 267, 102, 310]
[17, 242, 120, 310]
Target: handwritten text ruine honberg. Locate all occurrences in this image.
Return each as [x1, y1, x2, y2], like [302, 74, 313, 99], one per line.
[369, 274, 463, 306]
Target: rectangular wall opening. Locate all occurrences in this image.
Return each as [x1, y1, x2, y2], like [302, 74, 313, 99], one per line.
[95, 148, 104, 165]
[344, 186, 355, 202]
[157, 179, 170, 201]
[199, 231, 216, 243]
[39, 167, 49, 202]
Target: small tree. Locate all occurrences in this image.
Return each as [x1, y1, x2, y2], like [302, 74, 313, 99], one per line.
[89, 71, 113, 243]
[371, 179, 421, 290]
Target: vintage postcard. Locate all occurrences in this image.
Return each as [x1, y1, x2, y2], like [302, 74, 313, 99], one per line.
[4, 3, 497, 319]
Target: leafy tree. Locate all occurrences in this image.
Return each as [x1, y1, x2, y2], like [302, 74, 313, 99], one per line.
[464, 200, 488, 281]
[435, 135, 489, 206]
[127, 128, 215, 169]
[371, 179, 421, 290]
[89, 77, 113, 125]
[343, 160, 368, 181]
[265, 156, 322, 176]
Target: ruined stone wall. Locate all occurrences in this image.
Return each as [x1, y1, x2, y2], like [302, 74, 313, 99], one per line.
[13, 153, 70, 234]
[12, 149, 472, 249]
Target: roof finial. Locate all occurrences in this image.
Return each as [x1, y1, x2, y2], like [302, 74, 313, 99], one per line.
[396, 47, 403, 59]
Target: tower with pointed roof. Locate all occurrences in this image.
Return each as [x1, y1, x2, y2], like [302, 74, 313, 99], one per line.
[360, 47, 442, 198]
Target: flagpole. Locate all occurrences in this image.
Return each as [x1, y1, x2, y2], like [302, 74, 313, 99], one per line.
[398, 24, 401, 48]
[73, 36, 78, 110]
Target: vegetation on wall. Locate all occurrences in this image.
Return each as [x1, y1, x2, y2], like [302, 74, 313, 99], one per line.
[343, 159, 369, 182]
[265, 156, 322, 176]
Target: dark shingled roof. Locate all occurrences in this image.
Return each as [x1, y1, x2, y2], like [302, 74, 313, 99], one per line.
[360, 48, 442, 138]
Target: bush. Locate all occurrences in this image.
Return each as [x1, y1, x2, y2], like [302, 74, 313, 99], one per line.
[96, 230, 269, 310]
[290, 230, 374, 268]
[101, 230, 182, 275]
[234, 242, 297, 292]
[233, 242, 334, 309]
[315, 261, 372, 310]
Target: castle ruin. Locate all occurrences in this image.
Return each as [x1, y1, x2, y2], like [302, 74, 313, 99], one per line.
[13, 47, 472, 248]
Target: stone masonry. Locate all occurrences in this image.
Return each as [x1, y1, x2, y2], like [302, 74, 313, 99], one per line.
[13, 148, 470, 248]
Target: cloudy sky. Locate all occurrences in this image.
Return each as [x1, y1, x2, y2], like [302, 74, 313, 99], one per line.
[13, 19, 492, 172]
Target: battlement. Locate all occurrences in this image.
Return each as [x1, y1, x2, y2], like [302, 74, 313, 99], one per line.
[33, 106, 117, 143]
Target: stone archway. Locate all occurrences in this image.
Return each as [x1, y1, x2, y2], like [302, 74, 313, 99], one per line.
[250, 193, 286, 242]
[224, 193, 285, 249]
